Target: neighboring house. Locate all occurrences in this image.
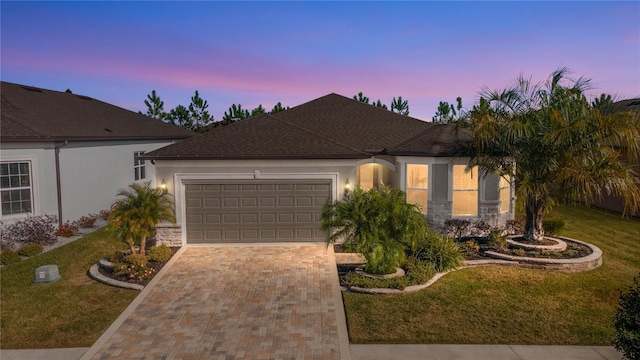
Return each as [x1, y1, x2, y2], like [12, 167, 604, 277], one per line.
[145, 93, 515, 245]
[0, 81, 194, 225]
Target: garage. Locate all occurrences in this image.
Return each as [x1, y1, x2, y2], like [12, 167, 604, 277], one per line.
[185, 181, 331, 243]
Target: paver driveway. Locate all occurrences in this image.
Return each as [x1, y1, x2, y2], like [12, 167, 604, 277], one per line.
[81, 244, 350, 360]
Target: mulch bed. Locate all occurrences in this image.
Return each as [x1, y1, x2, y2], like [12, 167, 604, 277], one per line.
[97, 246, 180, 286]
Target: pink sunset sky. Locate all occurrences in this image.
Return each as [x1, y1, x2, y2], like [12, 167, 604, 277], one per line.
[1, 1, 639, 122]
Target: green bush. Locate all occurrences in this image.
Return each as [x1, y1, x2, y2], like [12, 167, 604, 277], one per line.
[147, 245, 171, 262]
[613, 274, 640, 360]
[321, 185, 427, 275]
[487, 228, 507, 251]
[0, 249, 22, 265]
[461, 240, 480, 257]
[17, 243, 43, 257]
[409, 231, 463, 272]
[543, 216, 565, 236]
[124, 253, 148, 267]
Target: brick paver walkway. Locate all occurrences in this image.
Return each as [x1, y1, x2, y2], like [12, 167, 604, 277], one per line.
[82, 244, 349, 360]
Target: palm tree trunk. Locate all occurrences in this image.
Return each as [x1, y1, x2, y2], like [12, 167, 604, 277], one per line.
[524, 198, 545, 241]
[139, 236, 147, 255]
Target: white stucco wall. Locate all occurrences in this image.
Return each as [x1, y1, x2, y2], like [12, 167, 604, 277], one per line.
[1, 140, 179, 224]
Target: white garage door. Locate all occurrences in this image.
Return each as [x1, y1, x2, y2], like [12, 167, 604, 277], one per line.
[185, 181, 331, 243]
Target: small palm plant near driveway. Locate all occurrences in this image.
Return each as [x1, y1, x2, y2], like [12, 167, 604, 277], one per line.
[321, 185, 428, 275]
[108, 181, 175, 255]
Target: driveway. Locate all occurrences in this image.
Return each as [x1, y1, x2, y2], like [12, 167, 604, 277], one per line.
[80, 244, 351, 360]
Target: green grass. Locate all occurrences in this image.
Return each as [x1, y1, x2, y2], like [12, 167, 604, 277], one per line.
[342, 205, 640, 345]
[0, 228, 138, 349]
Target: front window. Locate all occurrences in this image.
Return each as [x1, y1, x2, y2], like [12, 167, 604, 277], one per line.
[499, 176, 511, 213]
[406, 164, 428, 214]
[453, 165, 478, 216]
[1, 161, 33, 215]
[134, 151, 146, 181]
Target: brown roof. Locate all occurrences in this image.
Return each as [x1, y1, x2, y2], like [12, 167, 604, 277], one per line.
[1, 81, 194, 142]
[146, 93, 473, 160]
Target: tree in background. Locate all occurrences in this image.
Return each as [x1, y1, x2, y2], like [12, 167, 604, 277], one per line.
[353, 92, 370, 104]
[466, 68, 640, 241]
[188, 90, 213, 129]
[250, 104, 266, 117]
[390, 96, 409, 115]
[222, 104, 250, 123]
[167, 105, 192, 129]
[270, 102, 289, 114]
[432, 97, 463, 124]
[144, 90, 166, 121]
[373, 99, 388, 110]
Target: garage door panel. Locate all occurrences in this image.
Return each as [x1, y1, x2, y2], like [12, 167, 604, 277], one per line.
[186, 180, 330, 243]
[205, 198, 221, 207]
[205, 214, 221, 224]
[278, 213, 294, 223]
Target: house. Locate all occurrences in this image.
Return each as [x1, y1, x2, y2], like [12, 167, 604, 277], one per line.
[0, 81, 194, 225]
[145, 93, 515, 245]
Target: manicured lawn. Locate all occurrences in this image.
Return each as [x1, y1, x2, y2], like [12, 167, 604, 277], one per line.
[343, 205, 640, 345]
[0, 228, 138, 349]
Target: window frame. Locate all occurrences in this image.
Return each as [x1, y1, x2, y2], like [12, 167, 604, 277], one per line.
[405, 164, 429, 215]
[134, 151, 146, 181]
[452, 165, 479, 217]
[1, 161, 34, 216]
[499, 175, 511, 213]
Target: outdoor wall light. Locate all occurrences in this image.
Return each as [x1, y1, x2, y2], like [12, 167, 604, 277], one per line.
[345, 178, 351, 190]
[159, 179, 167, 194]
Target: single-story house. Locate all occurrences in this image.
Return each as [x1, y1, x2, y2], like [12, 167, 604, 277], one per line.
[0, 81, 194, 225]
[145, 93, 515, 245]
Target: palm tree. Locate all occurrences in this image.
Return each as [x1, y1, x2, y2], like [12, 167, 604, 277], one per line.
[108, 182, 175, 255]
[321, 185, 427, 274]
[467, 68, 640, 241]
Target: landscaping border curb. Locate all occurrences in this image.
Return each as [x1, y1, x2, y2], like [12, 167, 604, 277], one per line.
[346, 236, 603, 295]
[88, 264, 144, 291]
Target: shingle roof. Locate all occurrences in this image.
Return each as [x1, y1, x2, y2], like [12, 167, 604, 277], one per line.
[1, 81, 194, 142]
[146, 93, 473, 160]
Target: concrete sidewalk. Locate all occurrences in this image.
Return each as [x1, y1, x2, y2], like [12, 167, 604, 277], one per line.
[1, 345, 623, 360]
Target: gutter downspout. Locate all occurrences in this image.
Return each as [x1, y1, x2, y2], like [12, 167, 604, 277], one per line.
[55, 140, 68, 227]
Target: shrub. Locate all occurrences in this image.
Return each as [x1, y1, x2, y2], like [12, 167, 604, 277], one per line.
[1, 215, 58, 245]
[113, 262, 155, 282]
[98, 209, 112, 221]
[147, 245, 172, 262]
[0, 249, 22, 265]
[504, 215, 525, 235]
[124, 253, 148, 267]
[543, 216, 565, 236]
[461, 240, 480, 257]
[472, 220, 492, 237]
[56, 221, 79, 237]
[487, 228, 507, 251]
[444, 219, 472, 241]
[75, 214, 98, 228]
[17, 243, 44, 257]
[409, 231, 463, 272]
[613, 274, 640, 360]
[321, 185, 427, 275]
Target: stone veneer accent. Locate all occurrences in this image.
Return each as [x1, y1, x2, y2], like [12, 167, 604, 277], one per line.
[426, 200, 452, 231]
[155, 223, 182, 246]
